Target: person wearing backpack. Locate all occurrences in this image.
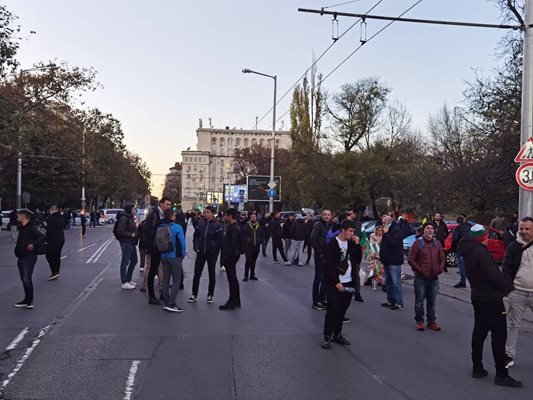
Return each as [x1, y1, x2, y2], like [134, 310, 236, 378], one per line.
[407, 222, 445, 331]
[115, 205, 139, 290]
[158, 209, 187, 313]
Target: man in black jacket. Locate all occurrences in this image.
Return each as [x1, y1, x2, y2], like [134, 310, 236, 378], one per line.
[219, 208, 241, 310]
[116, 205, 140, 290]
[143, 197, 172, 304]
[380, 214, 405, 310]
[458, 224, 521, 388]
[452, 215, 471, 288]
[259, 212, 271, 257]
[188, 206, 223, 304]
[242, 213, 264, 281]
[310, 209, 333, 310]
[44, 205, 65, 280]
[321, 220, 357, 349]
[14, 210, 45, 309]
[289, 214, 307, 265]
[270, 211, 289, 264]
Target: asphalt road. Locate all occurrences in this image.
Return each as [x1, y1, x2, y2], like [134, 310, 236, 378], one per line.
[0, 224, 532, 400]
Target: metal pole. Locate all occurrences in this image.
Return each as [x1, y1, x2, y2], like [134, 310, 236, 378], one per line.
[519, 0, 533, 219]
[81, 127, 86, 213]
[16, 154, 22, 209]
[269, 76, 277, 214]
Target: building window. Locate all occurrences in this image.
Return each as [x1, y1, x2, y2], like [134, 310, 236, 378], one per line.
[220, 138, 225, 147]
[260, 138, 265, 146]
[276, 139, 280, 147]
[244, 138, 249, 147]
[187, 166, 191, 172]
[194, 157, 198, 162]
[236, 138, 241, 147]
[251, 138, 257, 146]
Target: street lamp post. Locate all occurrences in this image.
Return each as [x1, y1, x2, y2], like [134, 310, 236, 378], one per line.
[242, 68, 277, 213]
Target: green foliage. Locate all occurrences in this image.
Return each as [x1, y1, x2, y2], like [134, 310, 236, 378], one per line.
[0, 5, 20, 81]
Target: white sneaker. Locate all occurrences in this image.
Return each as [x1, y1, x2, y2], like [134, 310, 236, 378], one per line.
[121, 283, 135, 290]
[284, 261, 291, 266]
[219, 266, 226, 272]
[128, 281, 137, 286]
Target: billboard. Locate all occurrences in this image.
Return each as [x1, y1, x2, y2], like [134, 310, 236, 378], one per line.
[224, 185, 247, 203]
[247, 175, 281, 202]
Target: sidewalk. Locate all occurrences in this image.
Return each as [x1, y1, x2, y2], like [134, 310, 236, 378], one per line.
[399, 262, 533, 324]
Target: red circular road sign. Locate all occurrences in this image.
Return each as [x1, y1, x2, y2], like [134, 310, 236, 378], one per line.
[516, 163, 533, 191]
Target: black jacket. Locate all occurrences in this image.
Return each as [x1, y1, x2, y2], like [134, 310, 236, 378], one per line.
[282, 220, 293, 239]
[502, 239, 533, 283]
[310, 219, 331, 255]
[452, 222, 470, 252]
[270, 218, 283, 239]
[434, 221, 449, 245]
[193, 218, 223, 255]
[242, 222, 264, 247]
[15, 222, 45, 258]
[142, 206, 163, 249]
[503, 223, 518, 248]
[221, 222, 241, 259]
[116, 214, 139, 245]
[379, 222, 404, 266]
[324, 236, 358, 285]
[45, 212, 65, 244]
[458, 238, 513, 301]
[290, 219, 307, 241]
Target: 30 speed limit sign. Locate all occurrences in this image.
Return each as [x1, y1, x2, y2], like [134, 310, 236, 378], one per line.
[516, 163, 533, 190]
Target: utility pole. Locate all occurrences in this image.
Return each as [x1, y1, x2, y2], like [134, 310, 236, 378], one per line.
[519, 0, 533, 219]
[16, 153, 22, 209]
[81, 127, 86, 213]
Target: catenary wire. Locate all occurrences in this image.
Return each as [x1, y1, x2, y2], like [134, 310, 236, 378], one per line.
[252, 0, 385, 129]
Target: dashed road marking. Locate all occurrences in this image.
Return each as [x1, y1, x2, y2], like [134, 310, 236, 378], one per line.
[5, 327, 29, 351]
[123, 360, 141, 400]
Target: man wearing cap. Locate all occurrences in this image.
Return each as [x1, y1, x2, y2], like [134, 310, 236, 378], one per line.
[458, 224, 521, 388]
[502, 217, 533, 369]
[407, 222, 445, 331]
[14, 210, 45, 309]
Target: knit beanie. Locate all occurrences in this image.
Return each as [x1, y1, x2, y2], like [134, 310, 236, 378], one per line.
[470, 224, 488, 242]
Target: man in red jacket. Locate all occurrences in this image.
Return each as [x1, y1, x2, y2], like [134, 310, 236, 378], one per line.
[408, 222, 445, 331]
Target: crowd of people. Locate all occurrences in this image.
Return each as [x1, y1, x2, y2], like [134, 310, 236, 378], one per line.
[9, 201, 532, 388]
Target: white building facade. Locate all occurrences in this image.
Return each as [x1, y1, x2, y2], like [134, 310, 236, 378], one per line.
[181, 127, 291, 211]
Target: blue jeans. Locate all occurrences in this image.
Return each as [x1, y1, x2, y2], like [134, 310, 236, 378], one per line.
[17, 255, 38, 303]
[384, 264, 403, 305]
[312, 253, 326, 304]
[456, 254, 466, 284]
[414, 277, 439, 323]
[119, 242, 138, 284]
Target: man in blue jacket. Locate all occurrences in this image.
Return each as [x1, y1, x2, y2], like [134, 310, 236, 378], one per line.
[380, 213, 405, 310]
[188, 206, 223, 304]
[159, 209, 187, 313]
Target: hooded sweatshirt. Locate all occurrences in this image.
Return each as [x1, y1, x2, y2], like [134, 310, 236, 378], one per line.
[458, 238, 513, 301]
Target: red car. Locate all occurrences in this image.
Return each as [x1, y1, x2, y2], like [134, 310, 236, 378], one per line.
[444, 224, 505, 268]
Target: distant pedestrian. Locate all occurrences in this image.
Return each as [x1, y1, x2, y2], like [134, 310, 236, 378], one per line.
[270, 211, 289, 265]
[138, 219, 147, 272]
[321, 220, 357, 349]
[458, 224, 521, 387]
[407, 222, 445, 331]
[502, 217, 533, 370]
[490, 212, 507, 231]
[14, 209, 45, 309]
[188, 206, 223, 304]
[158, 209, 187, 313]
[80, 211, 87, 237]
[310, 209, 333, 311]
[380, 213, 404, 310]
[90, 210, 96, 228]
[219, 208, 241, 310]
[259, 212, 271, 257]
[289, 214, 307, 266]
[242, 212, 264, 281]
[303, 212, 314, 265]
[452, 215, 471, 288]
[115, 205, 140, 290]
[9, 210, 18, 241]
[347, 208, 364, 302]
[71, 210, 77, 226]
[44, 205, 65, 281]
[282, 213, 294, 256]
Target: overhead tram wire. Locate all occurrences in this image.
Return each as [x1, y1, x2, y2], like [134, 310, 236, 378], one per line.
[252, 0, 385, 130]
[270, 0, 424, 128]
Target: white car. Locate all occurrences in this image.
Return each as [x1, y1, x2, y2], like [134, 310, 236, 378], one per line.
[101, 208, 124, 224]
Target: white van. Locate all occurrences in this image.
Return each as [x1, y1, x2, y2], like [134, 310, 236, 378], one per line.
[101, 208, 124, 224]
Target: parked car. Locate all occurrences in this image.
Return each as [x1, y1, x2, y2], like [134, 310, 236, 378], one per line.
[100, 208, 124, 224]
[1, 210, 12, 227]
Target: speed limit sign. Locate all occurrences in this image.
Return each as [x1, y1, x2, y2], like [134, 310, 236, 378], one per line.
[516, 163, 533, 190]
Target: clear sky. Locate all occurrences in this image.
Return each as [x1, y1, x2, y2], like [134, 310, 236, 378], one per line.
[4, 0, 509, 195]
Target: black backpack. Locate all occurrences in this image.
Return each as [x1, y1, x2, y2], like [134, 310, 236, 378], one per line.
[113, 213, 125, 240]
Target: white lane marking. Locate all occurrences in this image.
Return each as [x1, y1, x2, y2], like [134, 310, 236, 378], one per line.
[123, 360, 141, 400]
[86, 238, 113, 264]
[0, 325, 50, 392]
[0, 263, 111, 395]
[91, 239, 113, 264]
[78, 242, 97, 252]
[60, 256, 68, 260]
[5, 327, 29, 351]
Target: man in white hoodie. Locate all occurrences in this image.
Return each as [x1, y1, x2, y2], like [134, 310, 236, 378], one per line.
[502, 217, 533, 368]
